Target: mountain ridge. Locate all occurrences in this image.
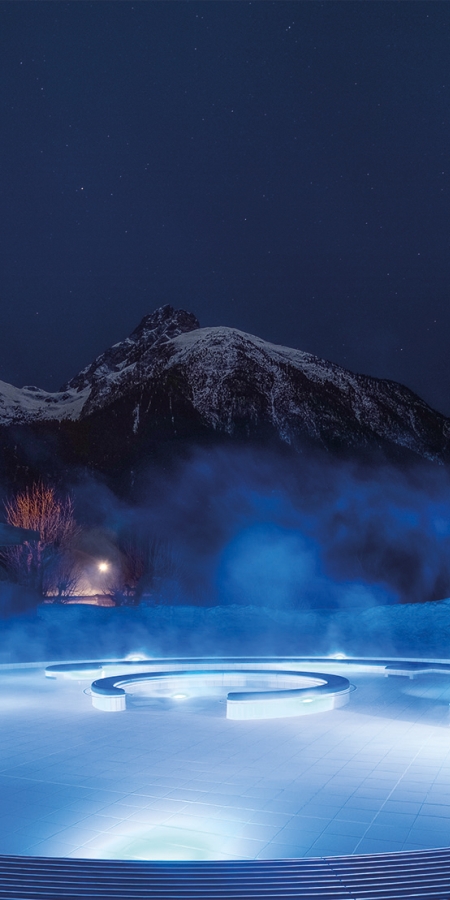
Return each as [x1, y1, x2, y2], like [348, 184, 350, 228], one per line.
[0, 305, 448, 478]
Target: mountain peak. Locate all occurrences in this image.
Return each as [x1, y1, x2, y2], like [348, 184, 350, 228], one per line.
[61, 305, 200, 393]
[129, 305, 200, 344]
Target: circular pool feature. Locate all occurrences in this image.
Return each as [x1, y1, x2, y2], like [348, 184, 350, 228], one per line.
[89, 667, 351, 717]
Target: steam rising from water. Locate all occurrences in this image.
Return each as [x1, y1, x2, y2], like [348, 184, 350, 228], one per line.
[1, 445, 450, 661]
[73, 444, 450, 609]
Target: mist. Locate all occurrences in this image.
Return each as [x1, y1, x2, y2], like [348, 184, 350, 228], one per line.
[72, 444, 450, 609]
[2, 444, 450, 662]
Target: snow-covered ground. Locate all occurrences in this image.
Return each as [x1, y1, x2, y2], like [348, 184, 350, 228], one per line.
[0, 380, 89, 424]
[1, 660, 450, 860]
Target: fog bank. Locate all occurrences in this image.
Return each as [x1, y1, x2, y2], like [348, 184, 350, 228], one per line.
[1, 599, 449, 664]
[71, 445, 450, 608]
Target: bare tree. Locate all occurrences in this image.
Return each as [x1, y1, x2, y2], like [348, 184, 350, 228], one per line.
[42, 550, 82, 600]
[0, 482, 81, 597]
[107, 528, 179, 605]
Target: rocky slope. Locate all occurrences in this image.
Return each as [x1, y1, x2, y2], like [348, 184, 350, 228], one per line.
[0, 305, 449, 482]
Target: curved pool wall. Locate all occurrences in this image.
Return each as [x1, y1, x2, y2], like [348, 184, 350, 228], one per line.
[86, 667, 351, 717]
[47, 654, 450, 680]
[46, 654, 450, 718]
[45, 655, 391, 678]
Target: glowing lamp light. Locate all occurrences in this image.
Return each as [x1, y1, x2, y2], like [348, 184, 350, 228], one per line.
[98, 562, 109, 573]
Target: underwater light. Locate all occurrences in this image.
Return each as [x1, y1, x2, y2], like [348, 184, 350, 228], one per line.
[172, 693, 188, 700]
[303, 698, 314, 703]
[331, 653, 346, 659]
[126, 654, 148, 661]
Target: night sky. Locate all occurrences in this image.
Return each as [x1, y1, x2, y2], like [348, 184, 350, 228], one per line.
[1, 2, 450, 414]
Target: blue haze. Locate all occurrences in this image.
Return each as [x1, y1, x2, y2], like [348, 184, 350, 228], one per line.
[2, 446, 450, 661]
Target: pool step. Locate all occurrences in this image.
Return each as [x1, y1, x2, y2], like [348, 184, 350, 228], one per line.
[1, 849, 450, 899]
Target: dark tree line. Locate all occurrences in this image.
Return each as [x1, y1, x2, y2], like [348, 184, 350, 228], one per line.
[0, 481, 178, 605]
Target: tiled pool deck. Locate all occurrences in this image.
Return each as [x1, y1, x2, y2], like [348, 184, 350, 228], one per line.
[1, 662, 450, 860]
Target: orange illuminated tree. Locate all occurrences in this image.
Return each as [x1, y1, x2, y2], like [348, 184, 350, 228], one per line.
[1, 482, 80, 597]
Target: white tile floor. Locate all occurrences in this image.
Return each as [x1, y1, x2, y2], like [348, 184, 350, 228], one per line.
[1, 662, 450, 860]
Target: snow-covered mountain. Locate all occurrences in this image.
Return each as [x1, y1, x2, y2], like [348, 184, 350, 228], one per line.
[0, 305, 449, 475]
[0, 307, 200, 426]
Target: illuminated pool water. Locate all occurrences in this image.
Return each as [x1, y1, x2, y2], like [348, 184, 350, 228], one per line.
[1, 657, 450, 860]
